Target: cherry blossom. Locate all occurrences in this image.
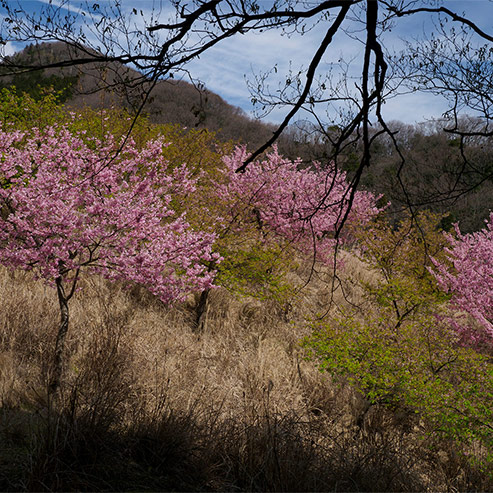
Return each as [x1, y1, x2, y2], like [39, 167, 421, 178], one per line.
[0, 125, 218, 301]
[218, 146, 381, 263]
[431, 213, 493, 342]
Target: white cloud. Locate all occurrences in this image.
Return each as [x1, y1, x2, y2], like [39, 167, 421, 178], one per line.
[2, 41, 18, 57]
[381, 92, 450, 124]
[184, 19, 366, 122]
[36, 0, 99, 18]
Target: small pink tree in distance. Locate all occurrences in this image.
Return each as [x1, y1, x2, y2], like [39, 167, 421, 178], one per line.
[218, 146, 382, 263]
[431, 212, 493, 345]
[0, 124, 218, 391]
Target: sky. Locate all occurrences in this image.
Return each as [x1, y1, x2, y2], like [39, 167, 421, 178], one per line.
[1, 0, 492, 126]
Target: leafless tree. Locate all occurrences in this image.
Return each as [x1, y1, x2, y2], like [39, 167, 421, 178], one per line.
[1, 0, 492, 232]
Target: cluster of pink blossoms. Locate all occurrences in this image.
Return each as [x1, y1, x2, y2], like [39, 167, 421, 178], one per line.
[0, 125, 384, 304]
[431, 213, 493, 343]
[0, 125, 218, 303]
[219, 146, 382, 263]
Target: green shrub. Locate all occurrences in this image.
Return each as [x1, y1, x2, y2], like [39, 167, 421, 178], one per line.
[303, 213, 493, 469]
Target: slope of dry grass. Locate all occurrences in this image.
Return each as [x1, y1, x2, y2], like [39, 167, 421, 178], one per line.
[0, 262, 490, 492]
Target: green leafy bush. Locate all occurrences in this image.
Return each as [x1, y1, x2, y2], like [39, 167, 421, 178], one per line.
[0, 87, 66, 129]
[303, 213, 493, 468]
[215, 242, 298, 302]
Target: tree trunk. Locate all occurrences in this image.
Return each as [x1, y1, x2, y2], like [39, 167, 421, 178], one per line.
[195, 288, 210, 333]
[49, 277, 70, 394]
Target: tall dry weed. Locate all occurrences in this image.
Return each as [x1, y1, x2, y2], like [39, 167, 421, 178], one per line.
[0, 265, 490, 491]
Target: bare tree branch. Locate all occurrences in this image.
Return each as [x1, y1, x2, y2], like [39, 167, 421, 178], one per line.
[236, 1, 354, 172]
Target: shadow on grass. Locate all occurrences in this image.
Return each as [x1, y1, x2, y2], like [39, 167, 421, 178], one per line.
[0, 398, 455, 492]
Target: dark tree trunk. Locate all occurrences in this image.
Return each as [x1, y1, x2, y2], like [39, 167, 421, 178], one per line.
[49, 276, 70, 394]
[195, 288, 210, 333]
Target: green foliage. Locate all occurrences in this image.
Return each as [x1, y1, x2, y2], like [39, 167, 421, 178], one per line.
[304, 315, 493, 449]
[0, 71, 78, 103]
[0, 87, 66, 129]
[0, 86, 152, 143]
[303, 212, 493, 467]
[351, 212, 452, 325]
[215, 242, 298, 302]
[156, 124, 233, 178]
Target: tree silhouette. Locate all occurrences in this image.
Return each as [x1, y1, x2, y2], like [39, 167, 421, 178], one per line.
[1, 0, 492, 227]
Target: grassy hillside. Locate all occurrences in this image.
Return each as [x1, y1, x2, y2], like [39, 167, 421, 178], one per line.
[0, 64, 491, 492]
[1, 260, 490, 492]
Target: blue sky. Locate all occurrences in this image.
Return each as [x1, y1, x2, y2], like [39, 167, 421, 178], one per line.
[2, 0, 492, 125]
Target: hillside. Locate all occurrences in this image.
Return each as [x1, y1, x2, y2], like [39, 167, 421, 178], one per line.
[0, 42, 279, 150]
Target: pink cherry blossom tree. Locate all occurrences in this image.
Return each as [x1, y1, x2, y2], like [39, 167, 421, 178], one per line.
[0, 124, 218, 391]
[188, 146, 383, 330]
[431, 213, 493, 345]
[218, 146, 381, 263]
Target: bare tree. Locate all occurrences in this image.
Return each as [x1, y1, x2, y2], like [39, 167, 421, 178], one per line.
[1, 0, 492, 231]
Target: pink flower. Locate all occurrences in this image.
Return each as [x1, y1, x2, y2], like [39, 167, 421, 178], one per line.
[0, 125, 218, 302]
[431, 213, 493, 343]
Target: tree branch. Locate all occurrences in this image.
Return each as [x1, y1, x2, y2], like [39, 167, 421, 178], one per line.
[235, 1, 354, 172]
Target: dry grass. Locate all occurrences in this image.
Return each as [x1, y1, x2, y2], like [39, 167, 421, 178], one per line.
[0, 264, 490, 491]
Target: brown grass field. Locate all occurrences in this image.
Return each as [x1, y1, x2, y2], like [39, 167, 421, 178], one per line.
[0, 260, 490, 491]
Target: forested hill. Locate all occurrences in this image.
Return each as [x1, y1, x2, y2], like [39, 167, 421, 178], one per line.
[0, 41, 280, 150]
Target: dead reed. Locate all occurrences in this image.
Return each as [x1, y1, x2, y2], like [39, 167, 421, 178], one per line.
[0, 265, 490, 491]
